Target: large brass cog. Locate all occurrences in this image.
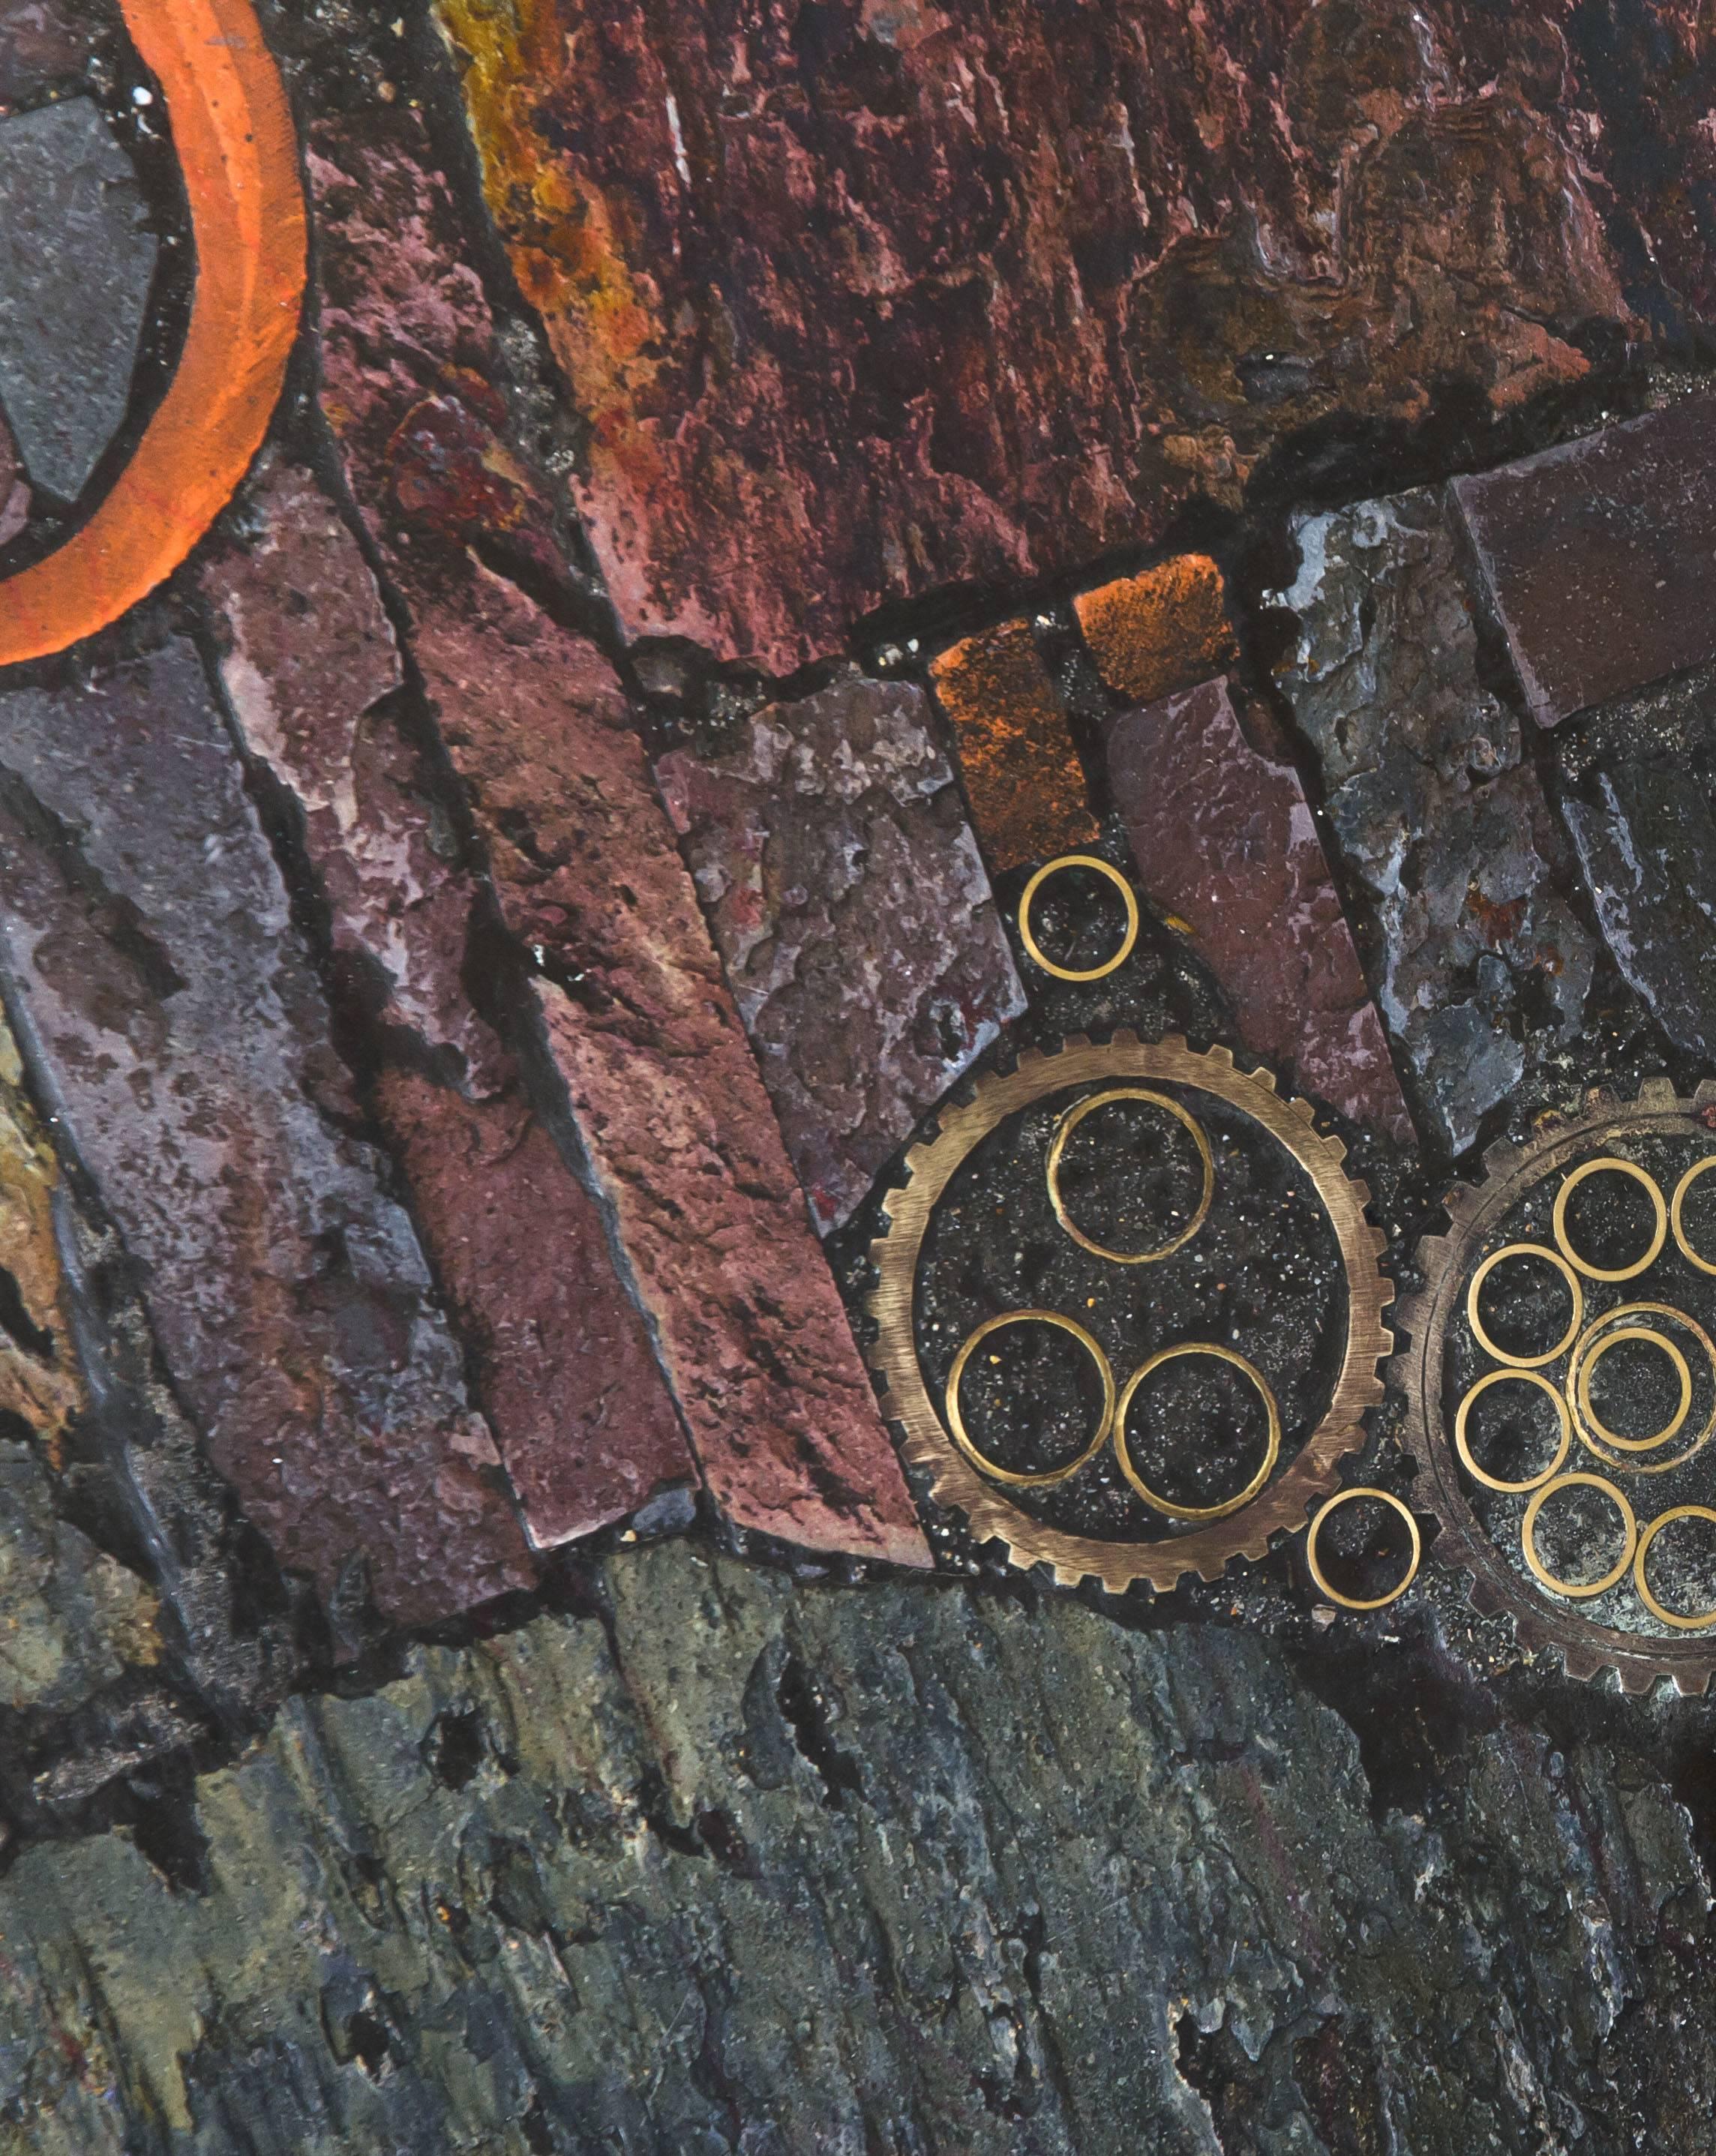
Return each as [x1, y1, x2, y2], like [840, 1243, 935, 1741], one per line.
[866, 1033, 1394, 1593]
[1397, 1078, 1716, 1696]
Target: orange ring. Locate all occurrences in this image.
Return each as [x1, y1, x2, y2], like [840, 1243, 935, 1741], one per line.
[0, 0, 306, 666]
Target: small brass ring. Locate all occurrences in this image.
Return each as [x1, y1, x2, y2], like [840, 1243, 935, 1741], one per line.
[1018, 855, 1141, 982]
[1114, 1343, 1280, 1521]
[1565, 1301, 1716, 1475]
[1521, 1472, 1637, 1600]
[944, 1309, 1116, 1489]
[1465, 1242, 1583, 1369]
[1574, 1327, 1691, 1451]
[1046, 1087, 1214, 1264]
[1453, 1369, 1571, 1493]
[1552, 1156, 1667, 1282]
[1634, 1506, 1716, 1630]
[1671, 1156, 1716, 1276]
[1306, 1488, 1422, 1611]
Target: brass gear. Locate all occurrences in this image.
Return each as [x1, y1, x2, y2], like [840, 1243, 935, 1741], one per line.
[1396, 1078, 1716, 1696]
[865, 1033, 1394, 1592]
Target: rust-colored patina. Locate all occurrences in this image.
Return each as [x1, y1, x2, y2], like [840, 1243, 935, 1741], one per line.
[929, 622, 1098, 872]
[0, 0, 304, 667]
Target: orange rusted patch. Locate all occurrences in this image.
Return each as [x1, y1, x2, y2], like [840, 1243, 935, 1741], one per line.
[0, 0, 305, 668]
[929, 621, 1098, 871]
[1074, 554, 1238, 706]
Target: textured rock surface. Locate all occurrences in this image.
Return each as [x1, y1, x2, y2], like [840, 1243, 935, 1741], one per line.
[1, 1536, 1713, 2151]
[1107, 676, 1412, 1139]
[0, 638, 534, 1624]
[430, 0, 1665, 669]
[1075, 555, 1238, 707]
[1454, 394, 1716, 727]
[1271, 488, 1593, 1155]
[0, 1012, 80, 1449]
[929, 622, 1097, 871]
[0, 403, 27, 545]
[0, 95, 156, 500]
[657, 674, 1025, 1231]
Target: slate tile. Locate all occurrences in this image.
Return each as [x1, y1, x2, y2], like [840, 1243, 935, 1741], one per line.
[0, 97, 156, 501]
[1074, 555, 1238, 706]
[1453, 394, 1716, 727]
[656, 674, 1025, 1231]
[1106, 676, 1411, 1140]
[928, 622, 1096, 871]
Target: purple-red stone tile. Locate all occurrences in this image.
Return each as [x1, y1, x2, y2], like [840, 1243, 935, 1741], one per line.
[0, 639, 535, 1624]
[1106, 676, 1412, 1141]
[1453, 394, 1716, 727]
[656, 675, 1024, 1231]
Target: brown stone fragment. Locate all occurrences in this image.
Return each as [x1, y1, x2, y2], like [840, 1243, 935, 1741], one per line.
[408, 560, 929, 1568]
[1075, 556, 1238, 706]
[0, 638, 535, 1624]
[0, 1017, 80, 1454]
[202, 463, 691, 1552]
[656, 675, 1024, 1231]
[1106, 678, 1412, 1141]
[929, 622, 1096, 871]
[1452, 394, 1716, 728]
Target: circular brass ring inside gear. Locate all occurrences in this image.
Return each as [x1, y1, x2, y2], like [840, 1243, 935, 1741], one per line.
[1018, 856, 1141, 982]
[1465, 1243, 1583, 1369]
[1306, 1487, 1422, 1610]
[1634, 1506, 1716, 1630]
[1454, 1369, 1571, 1493]
[865, 1034, 1394, 1597]
[1114, 1344, 1282, 1521]
[1522, 1472, 1637, 1600]
[1552, 1156, 1667, 1282]
[944, 1310, 1116, 1489]
[1046, 1087, 1214, 1264]
[1575, 1328, 1692, 1451]
[1671, 1156, 1716, 1276]
[1565, 1302, 1716, 1475]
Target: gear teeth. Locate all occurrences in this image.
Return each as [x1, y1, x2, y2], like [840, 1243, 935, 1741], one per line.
[1616, 1662, 1659, 1698]
[1111, 1026, 1142, 1048]
[1638, 1077, 1678, 1110]
[1205, 1042, 1237, 1070]
[1674, 1667, 1713, 1698]
[1482, 1138, 1517, 1177]
[1062, 1032, 1091, 1052]
[1694, 1079, 1716, 1110]
[1586, 1084, 1620, 1111]
[1561, 1642, 1605, 1683]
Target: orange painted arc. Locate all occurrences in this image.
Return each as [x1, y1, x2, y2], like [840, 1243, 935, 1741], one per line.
[0, 0, 306, 667]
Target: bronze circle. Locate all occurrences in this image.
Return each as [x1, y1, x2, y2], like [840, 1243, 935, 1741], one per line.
[1306, 1488, 1422, 1611]
[1634, 1506, 1716, 1631]
[1454, 1369, 1571, 1493]
[1522, 1472, 1637, 1600]
[944, 1310, 1116, 1489]
[1575, 1328, 1692, 1452]
[1671, 1156, 1716, 1276]
[1114, 1344, 1282, 1521]
[1565, 1301, 1716, 1476]
[1465, 1242, 1584, 1369]
[1552, 1156, 1667, 1282]
[1046, 1087, 1214, 1264]
[1018, 856, 1141, 982]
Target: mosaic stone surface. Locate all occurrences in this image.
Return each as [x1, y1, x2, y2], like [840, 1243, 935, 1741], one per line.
[928, 622, 1097, 871]
[1074, 555, 1238, 707]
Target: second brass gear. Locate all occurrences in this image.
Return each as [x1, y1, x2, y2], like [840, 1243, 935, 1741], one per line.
[865, 1032, 1394, 1593]
[1395, 1078, 1716, 1697]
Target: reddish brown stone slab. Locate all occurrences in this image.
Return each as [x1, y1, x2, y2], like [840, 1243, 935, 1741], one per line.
[1452, 394, 1716, 727]
[1075, 556, 1237, 707]
[1106, 677, 1412, 1141]
[0, 639, 535, 1624]
[410, 561, 930, 1568]
[201, 462, 692, 1551]
[929, 623, 1096, 871]
[432, 0, 1648, 670]
[656, 674, 1024, 1231]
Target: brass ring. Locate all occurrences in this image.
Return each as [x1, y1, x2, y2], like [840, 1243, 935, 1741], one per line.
[1671, 1156, 1716, 1276]
[1018, 856, 1140, 982]
[1114, 1344, 1280, 1521]
[1306, 1488, 1422, 1610]
[1634, 1507, 1716, 1630]
[1552, 1156, 1667, 1282]
[1454, 1369, 1571, 1493]
[1575, 1328, 1691, 1451]
[1465, 1243, 1583, 1369]
[1521, 1472, 1637, 1600]
[944, 1310, 1116, 1489]
[1046, 1088, 1214, 1264]
[1565, 1302, 1716, 1474]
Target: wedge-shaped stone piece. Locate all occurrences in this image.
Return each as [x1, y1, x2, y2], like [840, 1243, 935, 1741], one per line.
[1076, 555, 1237, 706]
[929, 622, 1096, 871]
